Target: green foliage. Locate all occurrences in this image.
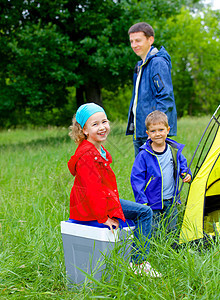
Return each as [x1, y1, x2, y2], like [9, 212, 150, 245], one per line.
[102, 85, 133, 121]
[0, 87, 77, 128]
[0, 0, 201, 127]
[1, 23, 77, 109]
[163, 8, 220, 116]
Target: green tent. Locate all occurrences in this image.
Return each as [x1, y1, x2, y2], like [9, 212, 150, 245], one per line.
[179, 106, 220, 243]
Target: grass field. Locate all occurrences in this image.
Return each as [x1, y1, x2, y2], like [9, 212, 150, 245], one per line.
[0, 116, 219, 299]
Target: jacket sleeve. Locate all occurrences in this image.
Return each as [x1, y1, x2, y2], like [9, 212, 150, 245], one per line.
[179, 153, 192, 178]
[150, 58, 175, 113]
[130, 152, 149, 204]
[74, 155, 110, 223]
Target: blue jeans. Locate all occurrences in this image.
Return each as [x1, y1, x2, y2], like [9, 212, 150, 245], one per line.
[152, 200, 178, 235]
[133, 137, 148, 157]
[120, 199, 153, 263]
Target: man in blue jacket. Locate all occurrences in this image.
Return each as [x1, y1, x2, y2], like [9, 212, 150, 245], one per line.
[126, 22, 177, 157]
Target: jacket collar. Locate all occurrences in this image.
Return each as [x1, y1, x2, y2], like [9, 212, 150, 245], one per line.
[72, 140, 112, 169]
[140, 138, 185, 153]
[137, 45, 171, 67]
[137, 46, 158, 66]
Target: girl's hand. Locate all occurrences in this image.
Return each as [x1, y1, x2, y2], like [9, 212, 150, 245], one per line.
[181, 173, 191, 183]
[104, 217, 119, 233]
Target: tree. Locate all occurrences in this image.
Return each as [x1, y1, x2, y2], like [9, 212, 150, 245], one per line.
[0, 23, 77, 125]
[163, 7, 220, 116]
[0, 0, 202, 126]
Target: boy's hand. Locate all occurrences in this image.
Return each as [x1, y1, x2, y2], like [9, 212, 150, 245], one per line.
[181, 173, 191, 183]
[104, 217, 119, 233]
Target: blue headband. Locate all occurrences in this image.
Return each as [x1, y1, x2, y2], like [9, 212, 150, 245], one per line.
[76, 103, 106, 128]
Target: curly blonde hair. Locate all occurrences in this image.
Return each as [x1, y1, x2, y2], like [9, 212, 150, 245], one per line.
[68, 115, 87, 145]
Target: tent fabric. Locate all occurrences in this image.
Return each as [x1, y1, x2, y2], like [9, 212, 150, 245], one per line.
[206, 154, 220, 196]
[179, 123, 220, 243]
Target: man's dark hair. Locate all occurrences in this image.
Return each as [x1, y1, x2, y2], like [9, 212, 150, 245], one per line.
[128, 22, 154, 38]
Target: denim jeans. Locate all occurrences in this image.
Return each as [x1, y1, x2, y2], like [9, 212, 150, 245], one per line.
[133, 137, 148, 157]
[152, 200, 178, 236]
[120, 199, 153, 263]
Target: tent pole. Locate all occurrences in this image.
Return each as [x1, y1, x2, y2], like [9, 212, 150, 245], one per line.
[179, 105, 220, 194]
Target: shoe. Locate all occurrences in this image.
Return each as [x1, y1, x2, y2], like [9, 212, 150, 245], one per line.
[129, 261, 162, 277]
[129, 262, 142, 275]
[141, 261, 162, 277]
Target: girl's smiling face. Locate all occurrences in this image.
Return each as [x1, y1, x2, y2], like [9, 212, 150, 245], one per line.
[83, 112, 110, 150]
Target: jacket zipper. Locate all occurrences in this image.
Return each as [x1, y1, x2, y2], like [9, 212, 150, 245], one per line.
[134, 59, 148, 140]
[169, 144, 179, 202]
[145, 149, 164, 208]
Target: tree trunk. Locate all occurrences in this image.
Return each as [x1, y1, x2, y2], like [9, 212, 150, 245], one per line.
[85, 81, 102, 106]
[76, 86, 85, 108]
[76, 82, 103, 108]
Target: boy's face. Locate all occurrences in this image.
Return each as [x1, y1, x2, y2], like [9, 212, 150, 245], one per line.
[146, 123, 170, 148]
[129, 32, 154, 61]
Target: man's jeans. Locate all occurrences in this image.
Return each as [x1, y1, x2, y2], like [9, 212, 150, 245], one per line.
[133, 137, 148, 157]
[120, 199, 152, 263]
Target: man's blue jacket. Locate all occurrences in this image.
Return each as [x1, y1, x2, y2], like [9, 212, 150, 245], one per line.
[126, 46, 177, 139]
[130, 138, 191, 210]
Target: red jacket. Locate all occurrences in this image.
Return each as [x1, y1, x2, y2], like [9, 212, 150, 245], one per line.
[68, 140, 125, 223]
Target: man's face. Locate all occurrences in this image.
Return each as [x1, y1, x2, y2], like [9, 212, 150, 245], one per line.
[129, 32, 154, 61]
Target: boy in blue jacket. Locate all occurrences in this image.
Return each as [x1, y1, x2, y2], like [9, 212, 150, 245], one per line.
[131, 110, 191, 235]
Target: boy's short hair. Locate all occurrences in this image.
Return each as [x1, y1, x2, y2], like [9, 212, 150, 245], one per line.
[145, 110, 169, 130]
[128, 22, 154, 38]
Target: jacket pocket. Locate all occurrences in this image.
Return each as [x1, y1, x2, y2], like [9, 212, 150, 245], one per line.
[144, 175, 154, 191]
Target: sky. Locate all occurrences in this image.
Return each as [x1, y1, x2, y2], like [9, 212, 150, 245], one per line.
[204, 0, 220, 10]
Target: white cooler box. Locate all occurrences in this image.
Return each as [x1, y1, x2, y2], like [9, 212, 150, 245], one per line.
[61, 219, 135, 285]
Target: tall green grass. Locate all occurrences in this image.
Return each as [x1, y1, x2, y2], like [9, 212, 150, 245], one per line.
[0, 117, 219, 299]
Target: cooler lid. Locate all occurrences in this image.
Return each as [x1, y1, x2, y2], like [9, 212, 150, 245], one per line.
[61, 219, 135, 242]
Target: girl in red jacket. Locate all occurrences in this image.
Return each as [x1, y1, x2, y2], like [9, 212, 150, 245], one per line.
[68, 103, 160, 276]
